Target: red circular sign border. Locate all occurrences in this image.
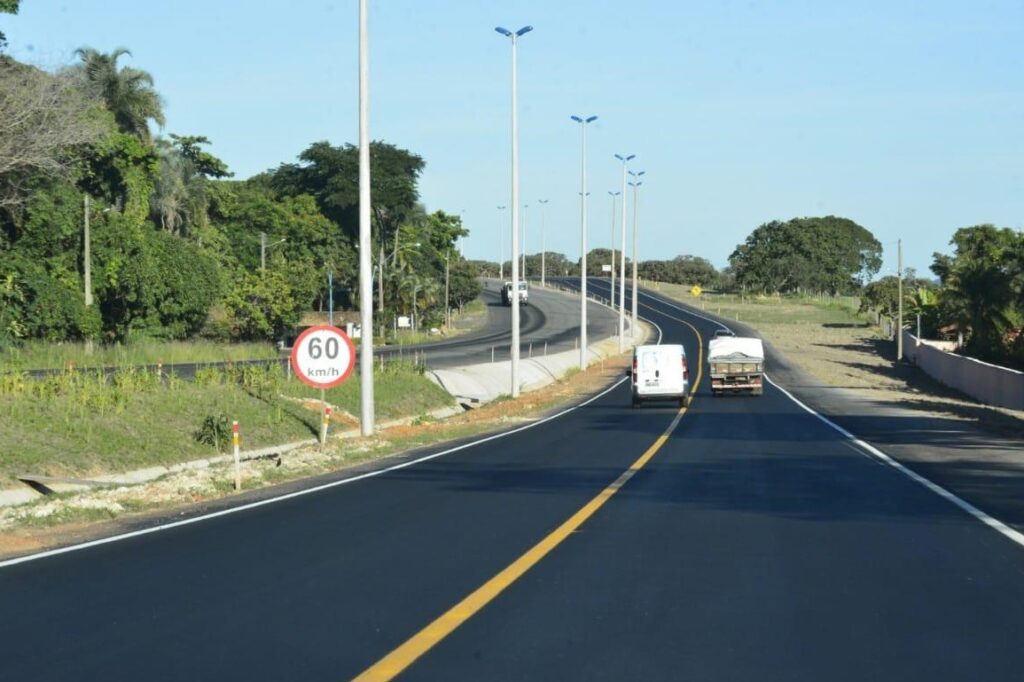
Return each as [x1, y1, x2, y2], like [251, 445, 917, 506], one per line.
[289, 324, 357, 390]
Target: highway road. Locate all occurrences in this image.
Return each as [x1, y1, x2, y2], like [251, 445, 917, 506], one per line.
[21, 282, 617, 379]
[2, 279, 1023, 681]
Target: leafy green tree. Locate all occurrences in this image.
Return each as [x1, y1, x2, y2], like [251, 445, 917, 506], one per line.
[151, 135, 231, 235]
[0, 0, 19, 50]
[223, 270, 308, 341]
[74, 47, 165, 143]
[730, 216, 881, 294]
[931, 225, 1022, 360]
[639, 255, 719, 287]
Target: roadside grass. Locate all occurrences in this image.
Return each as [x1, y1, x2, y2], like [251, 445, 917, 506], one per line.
[0, 339, 279, 371]
[0, 352, 628, 541]
[0, 362, 450, 486]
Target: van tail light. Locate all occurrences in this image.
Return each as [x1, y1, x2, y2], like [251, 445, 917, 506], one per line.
[682, 357, 689, 382]
[632, 357, 637, 382]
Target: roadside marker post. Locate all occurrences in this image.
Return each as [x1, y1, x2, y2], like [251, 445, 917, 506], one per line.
[320, 405, 332, 452]
[232, 421, 241, 490]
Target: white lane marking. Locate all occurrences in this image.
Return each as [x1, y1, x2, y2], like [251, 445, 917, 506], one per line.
[766, 376, 1024, 550]
[627, 282, 1024, 551]
[0, 316, 665, 570]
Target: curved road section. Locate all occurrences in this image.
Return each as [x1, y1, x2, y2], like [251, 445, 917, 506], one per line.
[1, 279, 1023, 680]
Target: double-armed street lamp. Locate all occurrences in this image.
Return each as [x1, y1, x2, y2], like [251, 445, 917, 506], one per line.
[614, 153, 635, 351]
[572, 115, 598, 370]
[628, 170, 645, 336]
[495, 24, 533, 398]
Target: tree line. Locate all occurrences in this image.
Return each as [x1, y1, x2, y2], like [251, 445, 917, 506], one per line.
[0, 35, 479, 348]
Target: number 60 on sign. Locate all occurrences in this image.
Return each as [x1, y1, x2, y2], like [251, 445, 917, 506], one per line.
[290, 325, 357, 389]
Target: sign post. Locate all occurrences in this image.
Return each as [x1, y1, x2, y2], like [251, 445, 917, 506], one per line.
[290, 325, 357, 450]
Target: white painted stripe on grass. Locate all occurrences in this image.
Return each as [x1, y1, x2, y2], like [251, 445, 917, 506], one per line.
[0, 318, 664, 570]
[632, 282, 1024, 550]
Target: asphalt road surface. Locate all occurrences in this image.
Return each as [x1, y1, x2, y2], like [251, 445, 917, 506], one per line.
[2, 279, 1022, 681]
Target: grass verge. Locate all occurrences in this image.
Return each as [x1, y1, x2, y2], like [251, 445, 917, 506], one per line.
[0, 339, 279, 371]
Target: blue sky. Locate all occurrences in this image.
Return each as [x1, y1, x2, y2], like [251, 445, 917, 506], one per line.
[5, 0, 1023, 277]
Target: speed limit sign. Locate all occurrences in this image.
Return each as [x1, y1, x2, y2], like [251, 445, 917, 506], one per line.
[290, 325, 357, 389]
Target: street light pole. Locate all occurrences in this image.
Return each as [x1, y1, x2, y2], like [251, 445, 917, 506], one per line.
[607, 190, 620, 310]
[358, 0, 375, 435]
[573, 115, 598, 370]
[897, 238, 904, 361]
[521, 203, 529, 279]
[629, 170, 645, 337]
[496, 24, 533, 398]
[538, 198, 548, 286]
[497, 205, 507, 280]
[614, 153, 635, 352]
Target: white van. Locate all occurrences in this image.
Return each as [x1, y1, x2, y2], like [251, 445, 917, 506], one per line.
[631, 344, 691, 408]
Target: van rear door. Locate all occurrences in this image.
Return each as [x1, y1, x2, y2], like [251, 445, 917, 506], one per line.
[637, 345, 685, 397]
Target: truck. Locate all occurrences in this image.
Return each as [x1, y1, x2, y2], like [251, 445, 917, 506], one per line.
[501, 280, 529, 306]
[708, 331, 765, 396]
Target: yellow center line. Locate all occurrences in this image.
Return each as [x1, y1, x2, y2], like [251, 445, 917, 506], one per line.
[354, 308, 705, 682]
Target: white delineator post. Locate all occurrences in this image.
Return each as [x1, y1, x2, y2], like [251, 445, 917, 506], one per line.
[232, 420, 241, 491]
[321, 405, 332, 451]
[495, 25, 533, 398]
[358, 0, 375, 435]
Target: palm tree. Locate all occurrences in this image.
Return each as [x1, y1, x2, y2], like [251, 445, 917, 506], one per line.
[74, 47, 165, 142]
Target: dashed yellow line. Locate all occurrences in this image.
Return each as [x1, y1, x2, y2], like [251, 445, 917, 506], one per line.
[353, 310, 705, 682]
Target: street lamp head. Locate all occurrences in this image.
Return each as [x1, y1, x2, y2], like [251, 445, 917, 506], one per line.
[629, 170, 646, 178]
[515, 25, 533, 36]
[538, 199, 549, 204]
[586, 115, 598, 123]
[570, 115, 583, 123]
[495, 26, 512, 36]
[608, 190, 621, 196]
[497, 205, 506, 210]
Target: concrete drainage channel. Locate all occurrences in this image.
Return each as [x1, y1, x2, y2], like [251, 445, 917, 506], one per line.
[0, 286, 648, 511]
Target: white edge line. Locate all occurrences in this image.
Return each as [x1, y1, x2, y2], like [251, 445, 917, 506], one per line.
[629, 282, 1024, 551]
[0, 313, 664, 570]
[765, 375, 1024, 550]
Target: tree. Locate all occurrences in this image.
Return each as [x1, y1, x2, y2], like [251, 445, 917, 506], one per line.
[931, 225, 1022, 360]
[638, 255, 719, 287]
[74, 47, 165, 143]
[729, 216, 881, 294]
[0, 58, 106, 210]
[151, 135, 231, 235]
[0, 1, 19, 51]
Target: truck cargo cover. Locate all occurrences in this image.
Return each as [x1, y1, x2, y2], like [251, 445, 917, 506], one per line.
[708, 337, 764, 361]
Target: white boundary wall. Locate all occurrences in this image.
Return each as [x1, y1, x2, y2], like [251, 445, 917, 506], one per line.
[903, 330, 1024, 410]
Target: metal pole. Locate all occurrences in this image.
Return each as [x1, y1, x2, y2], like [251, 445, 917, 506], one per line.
[260, 231, 266, 271]
[522, 203, 528, 280]
[573, 116, 597, 369]
[358, 0, 375, 435]
[328, 270, 334, 326]
[615, 154, 634, 352]
[539, 199, 548, 286]
[630, 175, 643, 337]
[897, 238, 903, 361]
[83, 195, 92, 307]
[377, 243, 385, 314]
[496, 26, 532, 398]
[444, 251, 451, 329]
[608, 191, 618, 310]
[497, 205, 506, 280]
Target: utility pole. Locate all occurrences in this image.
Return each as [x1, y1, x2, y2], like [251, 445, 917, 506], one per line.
[358, 0, 375, 435]
[897, 238, 903, 361]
